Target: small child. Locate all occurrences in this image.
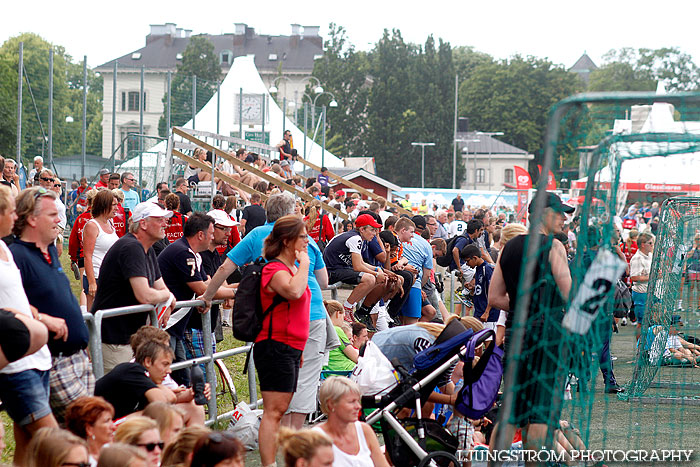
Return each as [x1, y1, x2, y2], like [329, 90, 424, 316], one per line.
[665, 317, 700, 366]
[461, 244, 505, 346]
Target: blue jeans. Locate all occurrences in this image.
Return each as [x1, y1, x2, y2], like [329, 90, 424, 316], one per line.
[632, 290, 647, 324]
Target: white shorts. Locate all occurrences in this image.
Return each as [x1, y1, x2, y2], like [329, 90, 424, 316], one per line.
[287, 319, 326, 414]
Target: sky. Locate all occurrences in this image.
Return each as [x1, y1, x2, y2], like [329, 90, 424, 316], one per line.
[2, 0, 700, 69]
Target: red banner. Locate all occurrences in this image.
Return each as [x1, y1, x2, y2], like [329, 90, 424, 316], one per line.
[537, 165, 557, 190]
[514, 166, 531, 224]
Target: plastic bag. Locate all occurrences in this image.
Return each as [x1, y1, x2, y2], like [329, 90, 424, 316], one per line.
[227, 402, 263, 451]
[351, 341, 398, 395]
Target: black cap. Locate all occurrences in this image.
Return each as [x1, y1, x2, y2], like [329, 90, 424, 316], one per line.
[411, 215, 427, 230]
[528, 192, 575, 214]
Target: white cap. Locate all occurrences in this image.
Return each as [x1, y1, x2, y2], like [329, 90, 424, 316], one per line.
[207, 209, 238, 227]
[131, 202, 173, 222]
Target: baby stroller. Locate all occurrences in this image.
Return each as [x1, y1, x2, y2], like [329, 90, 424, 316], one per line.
[362, 319, 502, 467]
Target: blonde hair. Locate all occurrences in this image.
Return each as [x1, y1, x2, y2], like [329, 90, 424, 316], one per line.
[97, 443, 147, 467]
[318, 376, 361, 415]
[27, 427, 87, 467]
[115, 416, 159, 445]
[142, 402, 185, 438]
[112, 188, 125, 202]
[0, 185, 12, 214]
[305, 199, 321, 232]
[278, 427, 332, 467]
[416, 315, 484, 339]
[14, 187, 57, 236]
[500, 223, 528, 244]
[161, 426, 212, 467]
[323, 299, 343, 318]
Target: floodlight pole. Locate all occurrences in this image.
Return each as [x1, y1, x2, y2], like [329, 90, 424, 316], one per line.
[411, 142, 435, 189]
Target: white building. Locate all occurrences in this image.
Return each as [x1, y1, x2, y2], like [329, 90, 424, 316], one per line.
[458, 132, 534, 190]
[95, 23, 324, 159]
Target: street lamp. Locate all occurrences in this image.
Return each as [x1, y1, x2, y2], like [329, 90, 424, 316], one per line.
[268, 75, 292, 94]
[476, 131, 504, 190]
[411, 142, 435, 189]
[456, 138, 480, 189]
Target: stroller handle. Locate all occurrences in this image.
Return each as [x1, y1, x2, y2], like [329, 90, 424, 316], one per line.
[391, 358, 412, 379]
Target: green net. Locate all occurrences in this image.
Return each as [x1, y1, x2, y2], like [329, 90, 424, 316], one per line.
[496, 90, 700, 457]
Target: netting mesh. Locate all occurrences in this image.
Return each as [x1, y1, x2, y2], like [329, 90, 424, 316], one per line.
[498, 91, 700, 454]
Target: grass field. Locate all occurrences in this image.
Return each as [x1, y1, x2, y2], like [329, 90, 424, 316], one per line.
[3, 253, 700, 465]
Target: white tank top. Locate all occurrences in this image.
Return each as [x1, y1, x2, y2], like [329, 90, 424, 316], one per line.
[313, 421, 374, 467]
[84, 219, 119, 278]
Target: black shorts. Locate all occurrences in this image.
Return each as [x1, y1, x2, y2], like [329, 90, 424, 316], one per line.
[0, 309, 31, 363]
[329, 268, 363, 286]
[253, 339, 302, 393]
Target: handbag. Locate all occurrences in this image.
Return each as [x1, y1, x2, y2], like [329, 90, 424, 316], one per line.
[351, 341, 398, 395]
[455, 329, 504, 420]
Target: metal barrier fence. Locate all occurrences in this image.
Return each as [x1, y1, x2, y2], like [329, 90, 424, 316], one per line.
[84, 299, 260, 427]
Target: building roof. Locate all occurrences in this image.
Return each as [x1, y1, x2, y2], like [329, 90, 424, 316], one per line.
[569, 53, 598, 73]
[330, 168, 402, 192]
[457, 132, 528, 155]
[96, 24, 322, 73]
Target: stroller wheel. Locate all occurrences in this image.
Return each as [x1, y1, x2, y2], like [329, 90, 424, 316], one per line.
[416, 450, 460, 467]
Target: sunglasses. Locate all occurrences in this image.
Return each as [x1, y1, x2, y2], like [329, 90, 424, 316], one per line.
[54, 183, 61, 188]
[62, 463, 90, 467]
[214, 225, 231, 232]
[40, 177, 53, 182]
[137, 441, 164, 452]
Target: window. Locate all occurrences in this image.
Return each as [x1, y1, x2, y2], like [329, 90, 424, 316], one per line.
[504, 168, 514, 184]
[220, 50, 232, 65]
[119, 126, 140, 157]
[122, 91, 146, 112]
[476, 168, 485, 184]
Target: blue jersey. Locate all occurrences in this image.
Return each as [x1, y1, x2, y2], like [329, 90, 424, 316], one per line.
[473, 262, 500, 321]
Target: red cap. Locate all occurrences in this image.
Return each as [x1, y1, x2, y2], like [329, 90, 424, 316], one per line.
[336, 190, 346, 197]
[355, 214, 382, 229]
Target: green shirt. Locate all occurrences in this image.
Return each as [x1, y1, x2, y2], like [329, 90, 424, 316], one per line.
[324, 325, 356, 372]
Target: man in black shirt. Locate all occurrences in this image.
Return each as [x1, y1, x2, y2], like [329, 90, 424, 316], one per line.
[488, 192, 572, 458]
[240, 193, 266, 236]
[92, 202, 176, 374]
[95, 341, 176, 419]
[451, 194, 465, 212]
[175, 177, 193, 216]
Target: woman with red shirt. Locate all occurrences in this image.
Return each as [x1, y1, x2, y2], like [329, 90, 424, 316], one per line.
[304, 199, 334, 247]
[164, 193, 187, 243]
[255, 214, 311, 467]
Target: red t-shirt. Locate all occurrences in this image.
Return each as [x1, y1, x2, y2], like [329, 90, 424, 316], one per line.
[69, 211, 93, 261]
[257, 261, 310, 351]
[113, 204, 129, 237]
[216, 223, 241, 255]
[95, 180, 108, 189]
[165, 212, 187, 243]
[305, 215, 335, 242]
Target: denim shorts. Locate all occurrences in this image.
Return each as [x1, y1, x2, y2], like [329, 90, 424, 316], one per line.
[632, 291, 647, 324]
[0, 369, 52, 426]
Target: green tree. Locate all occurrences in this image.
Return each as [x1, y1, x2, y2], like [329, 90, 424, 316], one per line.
[159, 35, 221, 136]
[459, 55, 581, 170]
[310, 24, 371, 158]
[0, 33, 103, 164]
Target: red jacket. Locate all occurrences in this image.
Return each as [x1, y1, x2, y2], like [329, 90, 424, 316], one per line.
[113, 204, 129, 237]
[216, 222, 241, 255]
[165, 212, 188, 243]
[69, 211, 93, 262]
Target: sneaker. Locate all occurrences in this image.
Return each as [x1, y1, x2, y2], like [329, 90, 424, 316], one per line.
[355, 311, 377, 332]
[605, 385, 625, 394]
[343, 305, 355, 323]
[222, 321, 231, 327]
[621, 317, 627, 326]
[611, 355, 618, 361]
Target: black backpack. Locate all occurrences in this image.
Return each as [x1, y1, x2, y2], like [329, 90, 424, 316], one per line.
[436, 234, 471, 268]
[232, 258, 287, 343]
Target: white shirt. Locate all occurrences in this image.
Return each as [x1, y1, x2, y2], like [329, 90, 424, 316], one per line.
[0, 241, 52, 374]
[449, 220, 467, 238]
[630, 250, 652, 294]
[55, 197, 67, 230]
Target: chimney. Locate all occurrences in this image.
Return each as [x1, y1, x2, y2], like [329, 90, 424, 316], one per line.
[233, 23, 246, 47]
[290, 23, 301, 48]
[147, 23, 177, 45]
[245, 26, 255, 41]
[302, 26, 322, 48]
[184, 29, 192, 38]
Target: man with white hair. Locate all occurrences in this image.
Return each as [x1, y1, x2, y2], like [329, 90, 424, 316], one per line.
[91, 202, 176, 373]
[434, 210, 449, 240]
[28, 156, 44, 186]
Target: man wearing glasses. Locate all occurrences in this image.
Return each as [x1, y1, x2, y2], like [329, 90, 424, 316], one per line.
[120, 172, 140, 212]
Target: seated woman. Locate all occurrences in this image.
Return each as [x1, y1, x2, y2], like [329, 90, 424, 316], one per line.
[278, 427, 334, 467]
[183, 148, 214, 186]
[64, 396, 116, 466]
[351, 322, 369, 349]
[142, 401, 185, 447]
[115, 416, 163, 467]
[313, 377, 389, 467]
[665, 318, 700, 366]
[26, 427, 89, 467]
[323, 300, 359, 373]
[97, 443, 147, 467]
[189, 431, 244, 467]
[160, 426, 211, 467]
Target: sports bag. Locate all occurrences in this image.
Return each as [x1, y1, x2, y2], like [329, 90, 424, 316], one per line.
[455, 329, 503, 420]
[436, 234, 472, 268]
[232, 258, 286, 342]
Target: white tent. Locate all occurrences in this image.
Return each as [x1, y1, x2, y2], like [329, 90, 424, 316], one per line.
[118, 55, 342, 184]
[572, 83, 700, 194]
